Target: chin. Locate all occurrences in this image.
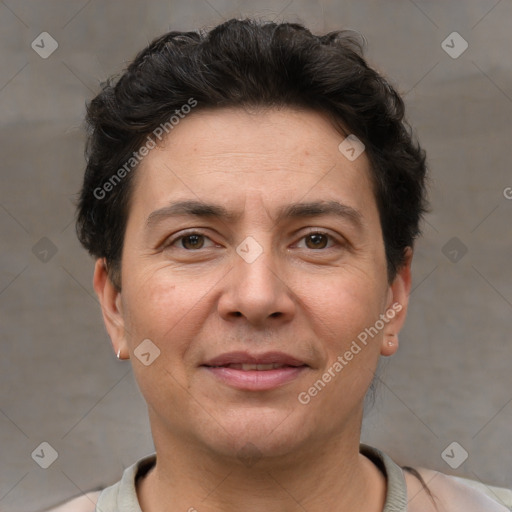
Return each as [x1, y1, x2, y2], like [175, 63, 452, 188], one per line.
[195, 407, 312, 462]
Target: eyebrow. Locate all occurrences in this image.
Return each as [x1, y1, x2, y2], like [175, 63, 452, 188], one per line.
[145, 199, 363, 229]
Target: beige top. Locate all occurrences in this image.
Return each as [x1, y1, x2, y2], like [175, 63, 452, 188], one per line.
[94, 444, 408, 511]
[45, 444, 511, 511]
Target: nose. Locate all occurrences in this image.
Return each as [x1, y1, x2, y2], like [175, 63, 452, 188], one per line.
[217, 239, 296, 327]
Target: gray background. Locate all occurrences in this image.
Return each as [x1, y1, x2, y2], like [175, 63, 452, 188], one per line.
[1, 1, 511, 510]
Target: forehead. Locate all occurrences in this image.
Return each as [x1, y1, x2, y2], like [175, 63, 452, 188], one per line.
[130, 107, 377, 223]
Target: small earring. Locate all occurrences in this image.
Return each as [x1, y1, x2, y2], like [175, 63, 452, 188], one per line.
[116, 349, 121, 359]
[387, 334, 397, 347]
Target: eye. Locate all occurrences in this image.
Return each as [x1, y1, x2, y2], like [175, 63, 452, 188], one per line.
[165, 231, 216, 250]
[296, 231, 338, 250]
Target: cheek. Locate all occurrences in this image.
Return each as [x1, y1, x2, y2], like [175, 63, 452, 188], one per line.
[121, 266, 209, 351]
[299, 269, 387, 348]
[121, 270, 208, 420]
[298, 277, 385, 411]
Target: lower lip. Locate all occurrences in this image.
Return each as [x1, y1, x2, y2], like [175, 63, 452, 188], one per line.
[202, 366, 308, 391]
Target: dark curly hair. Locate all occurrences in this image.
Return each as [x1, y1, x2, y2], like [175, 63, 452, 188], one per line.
[76, 18, 428, 290]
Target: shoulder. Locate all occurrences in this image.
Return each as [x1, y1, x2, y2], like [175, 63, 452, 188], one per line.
[41, 464, 512, 512]
[404, 467, 511, 512]
[43, 454, 156, 512]
[43, 491, 101, 512]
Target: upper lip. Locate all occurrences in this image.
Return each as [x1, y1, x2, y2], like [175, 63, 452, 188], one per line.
[202, 351, 308, 367]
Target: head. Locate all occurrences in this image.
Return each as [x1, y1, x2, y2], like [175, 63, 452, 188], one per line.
[77, 19, 427, 463]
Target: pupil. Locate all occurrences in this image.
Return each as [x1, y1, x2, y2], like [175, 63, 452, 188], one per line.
[308, 234, 326, 249]
[185, 234, 203, 249]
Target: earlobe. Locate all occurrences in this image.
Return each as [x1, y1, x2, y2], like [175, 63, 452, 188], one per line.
[381, 333, 399, 356]
[93, 259, 129, 359]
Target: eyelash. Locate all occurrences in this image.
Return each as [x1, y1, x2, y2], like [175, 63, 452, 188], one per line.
[163, 229, 342, 251]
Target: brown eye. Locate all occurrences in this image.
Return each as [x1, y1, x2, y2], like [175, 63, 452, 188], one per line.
[304, 233, 329, 249]
[180, 234, 205, 250]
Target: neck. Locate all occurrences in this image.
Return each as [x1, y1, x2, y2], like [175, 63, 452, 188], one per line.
[137, 423, 386, 512]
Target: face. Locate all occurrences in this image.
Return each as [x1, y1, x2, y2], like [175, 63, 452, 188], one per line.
[94, 107, 411, 462]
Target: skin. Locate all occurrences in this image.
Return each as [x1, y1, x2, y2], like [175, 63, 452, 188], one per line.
[93, 107, 413, 512]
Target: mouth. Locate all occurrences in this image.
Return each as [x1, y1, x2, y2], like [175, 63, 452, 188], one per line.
[207, 363, 302, 371]
[201, 352, 309, 390]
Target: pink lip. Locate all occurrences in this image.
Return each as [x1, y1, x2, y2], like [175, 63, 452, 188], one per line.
[201, 351, 309, 391]
[202, 351, 307, 367]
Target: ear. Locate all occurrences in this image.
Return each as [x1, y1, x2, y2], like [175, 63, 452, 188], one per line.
[93, 258, 130, 359]
[380, 247, 413, 357]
